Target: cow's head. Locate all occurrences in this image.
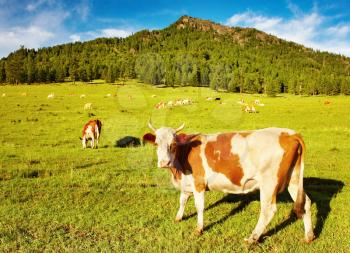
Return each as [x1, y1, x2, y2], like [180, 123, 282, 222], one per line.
[148, 121, 186, 168]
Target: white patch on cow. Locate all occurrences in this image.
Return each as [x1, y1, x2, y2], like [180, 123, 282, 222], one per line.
[181, 174, 195, 192]
[154, 127, 176, 168]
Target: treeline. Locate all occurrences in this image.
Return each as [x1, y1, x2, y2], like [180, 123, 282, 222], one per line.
[1, 16, 350, 95]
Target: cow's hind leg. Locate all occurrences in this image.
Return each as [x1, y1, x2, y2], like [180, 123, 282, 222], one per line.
[288, 181, 314, 243]
[245, 183, 277, 244]
[175, 191, 191, 222]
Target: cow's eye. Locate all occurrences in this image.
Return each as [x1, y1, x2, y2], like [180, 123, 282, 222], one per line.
[169, 143, 177, 153]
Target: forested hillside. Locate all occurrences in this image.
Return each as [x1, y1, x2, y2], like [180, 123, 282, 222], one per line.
[1, 16, 350, 95]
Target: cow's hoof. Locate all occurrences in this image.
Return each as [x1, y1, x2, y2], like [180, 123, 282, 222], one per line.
[194, 227, 203, 236]
[305, 232, 315, 243]
[244, 234, 259, 245]
[174, 217, 182, 222]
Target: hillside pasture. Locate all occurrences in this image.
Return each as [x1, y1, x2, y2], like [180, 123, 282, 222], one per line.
[0, 80, 349, 252]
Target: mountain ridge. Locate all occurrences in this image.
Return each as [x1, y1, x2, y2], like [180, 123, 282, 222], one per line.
[0, 15, 349, 95]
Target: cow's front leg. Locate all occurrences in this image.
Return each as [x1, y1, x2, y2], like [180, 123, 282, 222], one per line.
[175, 191, 191, 222]
[193, 190, 205, 235]
[82, 137, 87, 148]
[245, 184, 277, 244]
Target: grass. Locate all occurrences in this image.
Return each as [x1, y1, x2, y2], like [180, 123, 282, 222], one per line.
[0, 80, 349, 252]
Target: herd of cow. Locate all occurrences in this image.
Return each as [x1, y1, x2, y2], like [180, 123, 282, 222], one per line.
[80, 118, 314, 244]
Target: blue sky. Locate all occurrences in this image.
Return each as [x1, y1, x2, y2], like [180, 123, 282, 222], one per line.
[1, 0, 350, 58]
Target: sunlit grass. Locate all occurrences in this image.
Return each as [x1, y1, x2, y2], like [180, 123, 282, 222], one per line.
[0, 80, 349, 252]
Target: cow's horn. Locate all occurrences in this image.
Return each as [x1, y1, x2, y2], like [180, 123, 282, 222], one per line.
[175, 123, 185, 133]
[148, 119, 157, 132]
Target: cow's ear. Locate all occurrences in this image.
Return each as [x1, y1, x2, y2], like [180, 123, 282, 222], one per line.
[143, 133, 156, 145]
[176, 133, 200, 145]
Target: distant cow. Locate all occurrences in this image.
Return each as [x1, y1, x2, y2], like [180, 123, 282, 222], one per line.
[84, 103, 92, 110]
[47, 93, 54, 99]
[237, 99, 246, 105]
[115, 136, 141, 148]
[147, 121, 314, 244]
[81, 119, 102, 149]
[254, 99, 265, 106]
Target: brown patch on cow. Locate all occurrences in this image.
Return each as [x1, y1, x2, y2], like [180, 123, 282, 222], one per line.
[239, 132, 251, 138]
[171, 135, 205, 192]
[275, 132, 306, 218]
[82, 119, 102, 139]
[188, 140, 206, 192]
[276, 132, 301, 194]
[204, 133, 244, 186]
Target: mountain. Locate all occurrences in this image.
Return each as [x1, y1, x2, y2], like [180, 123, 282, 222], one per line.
[0, 15, 349, 95]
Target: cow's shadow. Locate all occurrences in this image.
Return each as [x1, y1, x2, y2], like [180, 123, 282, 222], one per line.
[181, 177, 344, 240]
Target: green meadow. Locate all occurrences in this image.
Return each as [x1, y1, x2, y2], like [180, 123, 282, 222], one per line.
[0, 80, 349, 252]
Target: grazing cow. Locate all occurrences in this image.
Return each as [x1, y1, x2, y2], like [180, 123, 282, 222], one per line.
[237, 99, 246, 105]
[243, 104, 257, 113]
[81, 119, 102, 149]
[147, 121, 314, 244]
[167, 100, 174, 107]
[254, 99, 265, 106]
[47, 93, 54, 99]
[155, 101, 165, 109]
[84, 103, 93, 110]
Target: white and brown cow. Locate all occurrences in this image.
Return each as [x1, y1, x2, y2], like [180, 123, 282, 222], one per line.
[148, 122, 314, 244]
[81, 119, 102, 149]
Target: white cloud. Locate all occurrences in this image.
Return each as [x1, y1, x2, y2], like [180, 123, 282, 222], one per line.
[0, 26, 54, 57]
[74, 0, 90, 21]
[226, 9, 350, 56]
[326, 24, 350, 38]
[26, 0, 56, 12]
[70, 34, 81, 42]
[101, 28, 132, 38]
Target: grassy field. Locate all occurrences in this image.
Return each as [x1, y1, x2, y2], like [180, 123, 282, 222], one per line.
[0, 80, 349, 252]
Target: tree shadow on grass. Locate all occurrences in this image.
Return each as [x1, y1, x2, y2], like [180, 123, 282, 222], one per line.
[182, 177, 344, 240]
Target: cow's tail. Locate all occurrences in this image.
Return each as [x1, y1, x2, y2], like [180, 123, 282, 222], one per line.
[293, 135, 306, 219]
